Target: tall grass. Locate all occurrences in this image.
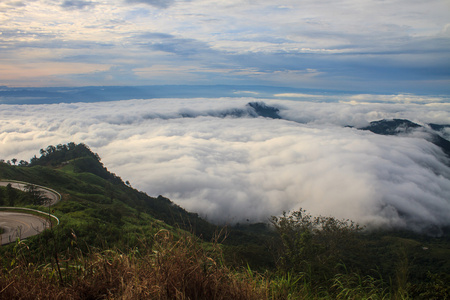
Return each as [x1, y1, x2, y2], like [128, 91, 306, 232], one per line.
[0, 230, 267, 299]
[331, 272, 392, 300]
[0, 229, 445, 299]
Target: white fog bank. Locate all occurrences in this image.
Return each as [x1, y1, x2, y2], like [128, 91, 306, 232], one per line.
[1, 97, 450, 233]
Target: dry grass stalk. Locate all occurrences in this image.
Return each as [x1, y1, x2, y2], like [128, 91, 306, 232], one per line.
[0, 230, 267, 299]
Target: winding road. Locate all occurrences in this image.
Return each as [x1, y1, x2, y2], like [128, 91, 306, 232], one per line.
[0, 181, 61, 245]
[0, 181, 61, 206]
[0, 211, 51, 245]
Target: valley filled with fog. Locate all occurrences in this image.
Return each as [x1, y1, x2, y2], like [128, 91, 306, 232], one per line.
[1, 96, 450, 234]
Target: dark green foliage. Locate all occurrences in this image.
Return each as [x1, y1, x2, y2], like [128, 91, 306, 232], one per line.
[408, 272, 450, 299]
[270, 209, 363, 279]
[29, 142, 124, 184]
[0, 185, 29, 206]
[6, 183, 16, 206]
[24, 184, 51, 205]
[1, 143, 450, 299]
[31, 142, 94, 167]
[0, 143, 218, 249]
[0, 186, 4, 206]
[71, 156, 123, 184]
[269, 209, 450, 298]
[223, 222, 276, 270]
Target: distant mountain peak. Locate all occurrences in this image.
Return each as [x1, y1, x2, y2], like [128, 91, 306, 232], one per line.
[176, 101, 282, 120]
[360, 119, 422, 135]
[246, 102, 281, 119]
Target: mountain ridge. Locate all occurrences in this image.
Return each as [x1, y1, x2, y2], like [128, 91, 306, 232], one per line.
[359, 118, 450, 158]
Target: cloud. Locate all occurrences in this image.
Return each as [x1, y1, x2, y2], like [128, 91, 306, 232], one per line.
[1, 97, 450, 235]
[1, 0, 449, 92]
[0, 62, 112, 86]
[61, 0, 96, 10]
[274, 93, 450, 105]
[2, 1, 26, 7]
[233, 91, 260, 95]
[344, 94, 450, 104]
[144, 37, 213, 56]
[129, 31, 215, 56]
[125, 0, 176, 9]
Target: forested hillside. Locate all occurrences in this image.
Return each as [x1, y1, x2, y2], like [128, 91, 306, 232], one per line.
[0, 143, 449, 299]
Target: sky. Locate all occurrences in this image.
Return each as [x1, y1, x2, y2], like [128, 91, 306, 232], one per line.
[1, 0, 450, 93]
[1, 97, 450, 234]
[1, 1, 450, 234]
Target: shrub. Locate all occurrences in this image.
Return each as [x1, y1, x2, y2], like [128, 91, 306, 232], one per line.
[270, 208, 364, 286]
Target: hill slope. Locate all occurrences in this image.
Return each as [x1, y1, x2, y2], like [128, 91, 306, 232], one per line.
[1, 143, 219, 247]
[0, 142, 272, 266]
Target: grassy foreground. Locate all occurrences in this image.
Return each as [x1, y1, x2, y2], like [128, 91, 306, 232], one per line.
[1, 231, 267, 300]
[0, 231, 399, 300]
[2, 227, 448, 300]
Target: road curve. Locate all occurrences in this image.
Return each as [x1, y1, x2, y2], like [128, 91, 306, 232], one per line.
[0, 211, 50, 245]
[0, 180, 60, 245]
[0, 180, 61, 206]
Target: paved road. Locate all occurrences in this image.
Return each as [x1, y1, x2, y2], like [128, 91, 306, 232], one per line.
[0, 181, 61, 206]
[0, 180, 60, 245]
[0, 211, 50, 245]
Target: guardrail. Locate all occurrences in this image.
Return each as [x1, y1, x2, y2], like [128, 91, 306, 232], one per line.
[0, 207, 60, 225]
[0, 179, 61, 226]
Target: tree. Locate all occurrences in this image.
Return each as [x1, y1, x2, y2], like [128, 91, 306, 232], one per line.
[30, 155, 38, 164]
[11, 158, 17, 165]
[270, 208, 364, 283]
[105, 183, 114, 204]
[25, 184, 50, 206]
[0, 187, 4, 206]
[18, 160, 28, 166]
[6, 183, 16, 206]
[46, 145, 56, 154]
[67, 142, 76, 150]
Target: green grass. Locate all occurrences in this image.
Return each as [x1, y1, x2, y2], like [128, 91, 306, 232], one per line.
[1, 143, 449, 299]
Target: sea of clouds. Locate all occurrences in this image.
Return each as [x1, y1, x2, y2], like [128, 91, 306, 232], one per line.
[1, 97, 450, 234]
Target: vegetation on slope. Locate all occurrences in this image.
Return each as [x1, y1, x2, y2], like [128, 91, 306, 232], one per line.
[2, 143, 217, 242]
[1, 142, 449, 299]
